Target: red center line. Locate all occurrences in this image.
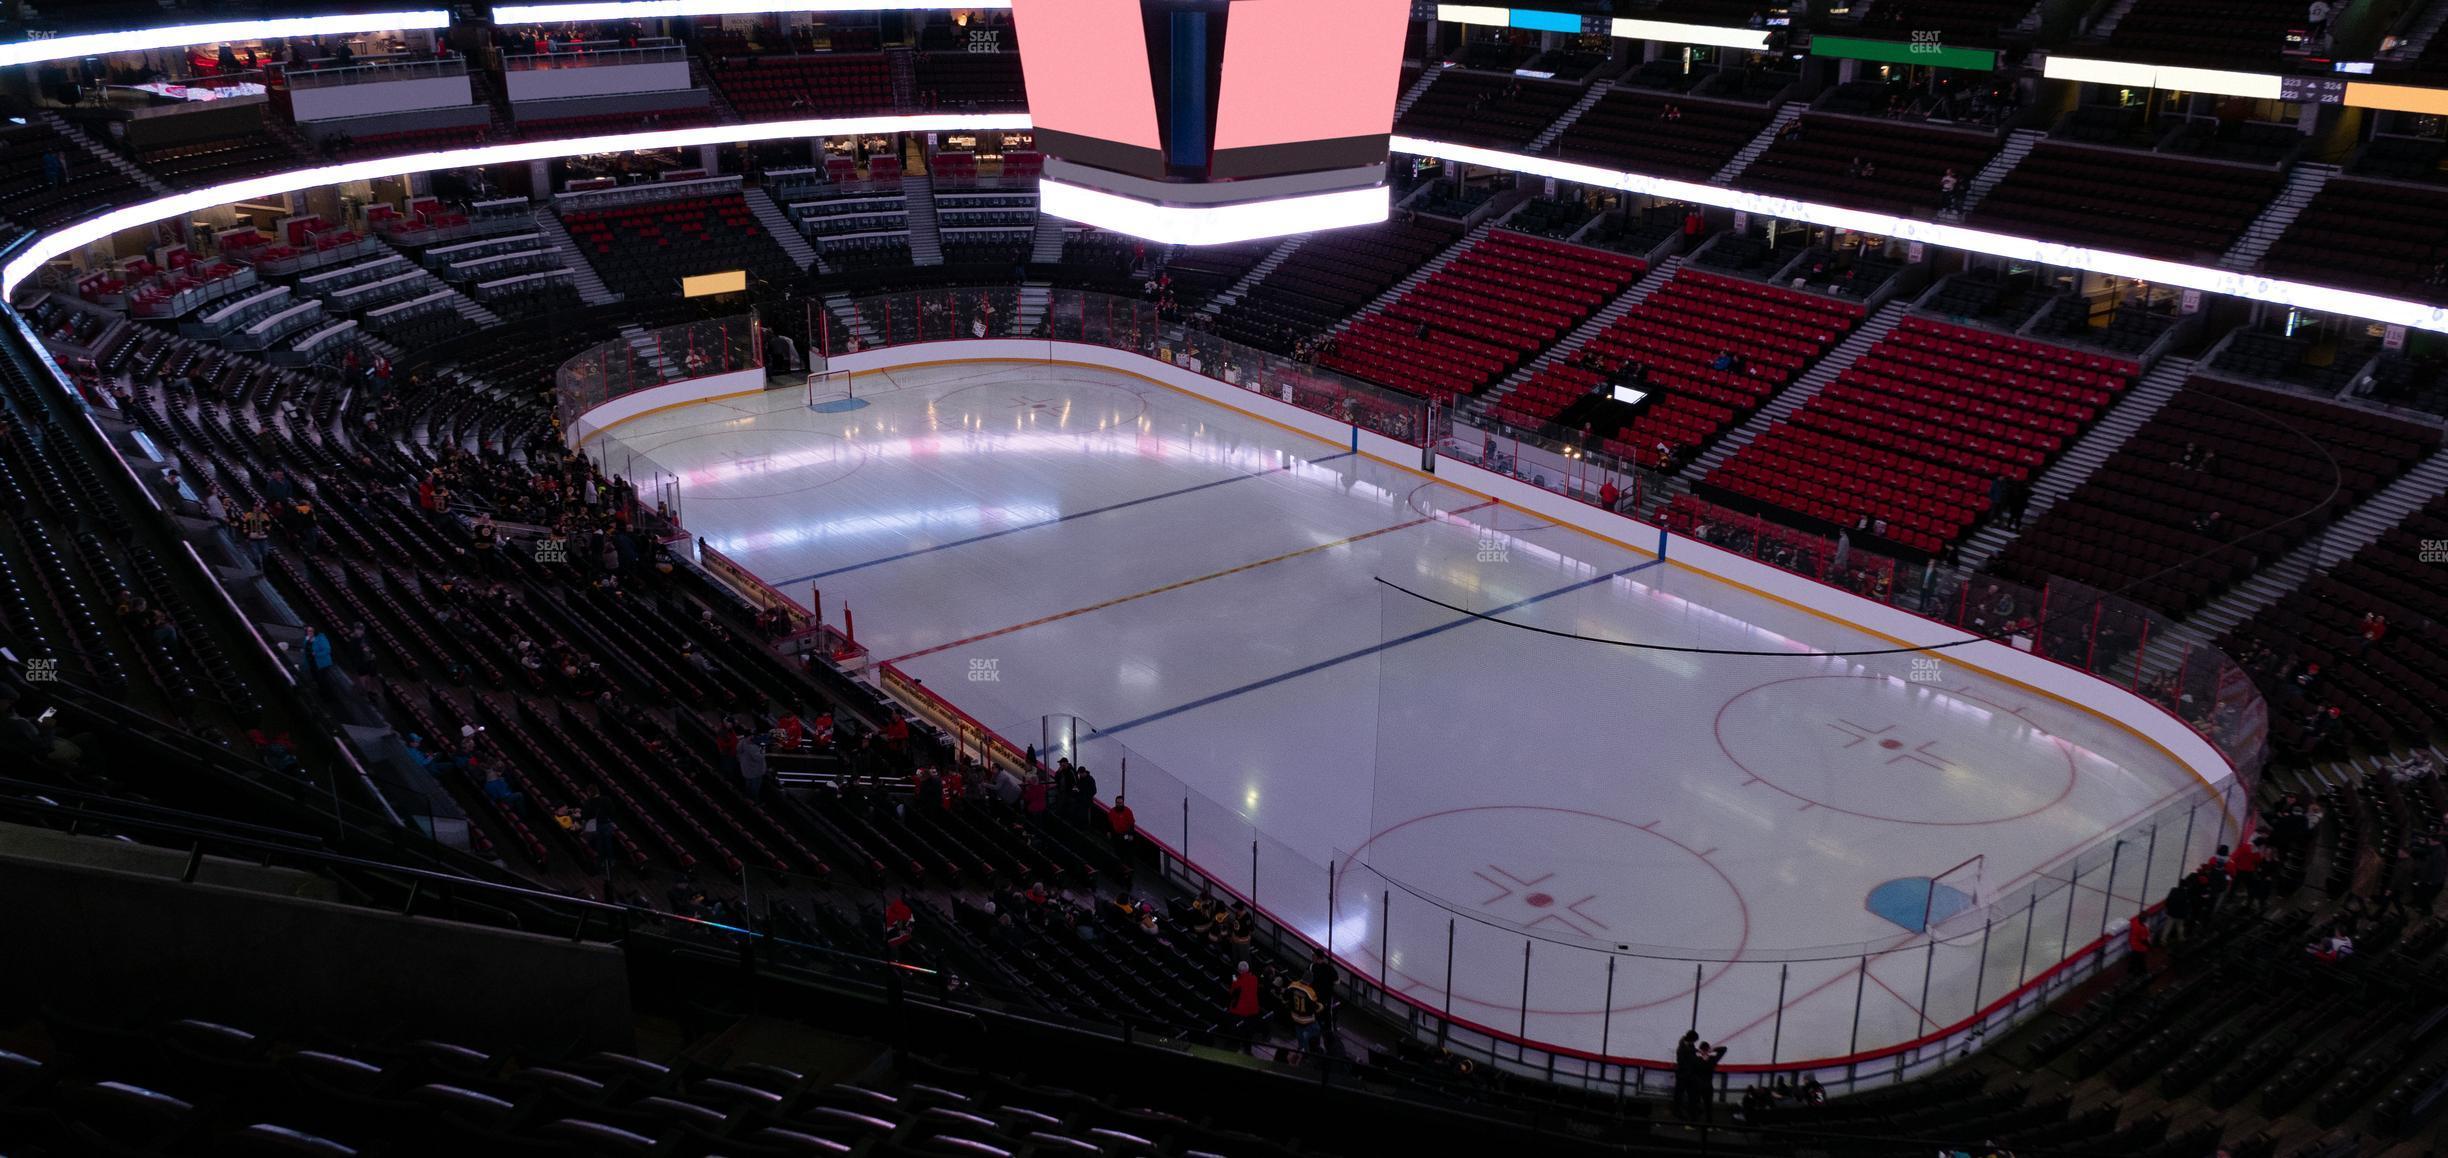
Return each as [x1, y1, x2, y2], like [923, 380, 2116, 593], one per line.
[884, 498, 1499, 664]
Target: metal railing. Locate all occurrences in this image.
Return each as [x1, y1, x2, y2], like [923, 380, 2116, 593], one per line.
[504, 43, 686, 70]
[283, 55, 467, 89]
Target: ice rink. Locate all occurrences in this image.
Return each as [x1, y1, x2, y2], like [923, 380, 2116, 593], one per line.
[610, 359, 2232, 1068]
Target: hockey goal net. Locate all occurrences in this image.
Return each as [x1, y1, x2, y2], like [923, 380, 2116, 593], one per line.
[805, 368, 855, 410]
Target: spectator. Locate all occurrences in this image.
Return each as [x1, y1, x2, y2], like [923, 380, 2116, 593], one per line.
[0, 685, 84, 771]
[2355, 611, 2387, 654]
[237, 501, 274, 564]
[2124, 914, 2152, 980]
[737, 728, 768, 799]
[884, 895, 916, 956]
[1283, 973, 1323, 1062]
[480, 767, 525, 816]
[1940, 168, 1961, 211]
[1226, 961, 1262, 1033]
[2307, 0, 2333, 41]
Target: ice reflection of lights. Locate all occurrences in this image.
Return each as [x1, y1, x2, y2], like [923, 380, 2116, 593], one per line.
[707, 501, 1063, 555]
[664, 428, 1300, 491]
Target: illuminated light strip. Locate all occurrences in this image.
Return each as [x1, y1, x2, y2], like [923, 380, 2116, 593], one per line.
[494, 0, 1008, 18]
[1392, 134, 2448, 334]
[0, 113, 1031, 299]
[1609, 17, 1772, 50]
[0, 10, 450, 69]
[1434, 4, 1513, 25]
[1037, 178, 1388, 245]
[2344, 80, 2448, 114]
[2042, 55, 2283, 99]
[10, 114, 2441, 333]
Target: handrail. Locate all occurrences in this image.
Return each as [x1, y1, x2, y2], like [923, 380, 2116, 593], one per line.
[0, 789, 623, 921]
[283, 55, 466, 89]
[503, 43, 685, 70]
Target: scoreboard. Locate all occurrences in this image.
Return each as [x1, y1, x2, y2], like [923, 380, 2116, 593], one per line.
[1012, 0, 1414, 244]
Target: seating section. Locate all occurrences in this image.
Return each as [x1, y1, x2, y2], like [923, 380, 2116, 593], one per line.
[1318, 231, 1645, 405]
[2223, 494, 2448, 752]
[329, 124, 489, 161]
[1395, 73, 1581, 151]
[916, 51, 1028, 110]
[1740, 115, 2002, 217]
[708, 52, 893, 117]
[1854, 0, 2035, 46]
[1495, 270, 1862, 468]
[1160, 238, 1268, 314]
[1706, 318, 2138, 553]
[2263, 177, 2448, 306]
[1993, 379, 2441, 614]
[2099, 0, 2310, 69]
[0, 124, 146, 230]
[1213, 219, 1462, 355]
[557, 193, 800, 299]
[1971, 144, 2285, 259]
[935, 190, 1038, 267]
[1551, 91, 1774, 181]
[512, 104, 714, 140]
[133, 132, 303, 186]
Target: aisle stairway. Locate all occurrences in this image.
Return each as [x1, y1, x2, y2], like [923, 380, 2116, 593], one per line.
[746, 186, 820, 274]
[1030, 213, 1068, 263]
[1196, 235, 1307, 321]
[1674, 299, 1913, 484]
[2171, 444, 2448, 646]
[533, 211, 619, 305]
[905, 175, 943, 266]
[2220, 163, 2340, 272]
[1528, 80, 1614, 154]
[40, 111, 170, 195]
[1710, 104, 1803, 186]
[1952, 355, 2195, 571]
[1326, 205, 1527, 338]
[1955, 129, 2041, 218]
[1466, 255, 1685, 418]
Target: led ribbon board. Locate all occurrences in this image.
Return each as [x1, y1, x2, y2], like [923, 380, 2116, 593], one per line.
[493, 0, 1011, 18]
[1390, 134, 2448, 335]
[10, 112, 2448, 336]
[0, 114, 1031, 299]
[0, 10, 450, 70]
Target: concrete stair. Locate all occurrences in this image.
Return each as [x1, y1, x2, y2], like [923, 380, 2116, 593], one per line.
[2083, 0, 2148, 39]
[2170, 444, 2448, 650]
[2220, 162, 2338, 272]
[1393, 66, 1443, 119]
[1676, 299, 1914, 485]
[41, 111, 170, 195]
[690, 55, 743, 124]
[533, 210, 619, 305]
[1328, 203, 1529, 336]
[2383, 0, 2448, 60]
[1955, 129, 2041, 218]
[821, 291, 877, 346]
[617, 323, 684, 383]
[1199, 235, 1307, 320]
[888, 48, 919, 111]
[1015, 283, 1051, 333]
[745, 185, 820, 274]
[1468, 255, 1684, 418]
[1528, 80, 1613, 154]
[1951, 354, 2196, 571]
[1711, 104, 1803, 186]
[1030, 212, 1069, 263]
[905, 175, 944, 266]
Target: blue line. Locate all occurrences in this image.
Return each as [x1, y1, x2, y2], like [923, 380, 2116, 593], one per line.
[775, 451, 1356, 585]
[1099, 557, 1661, 737]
